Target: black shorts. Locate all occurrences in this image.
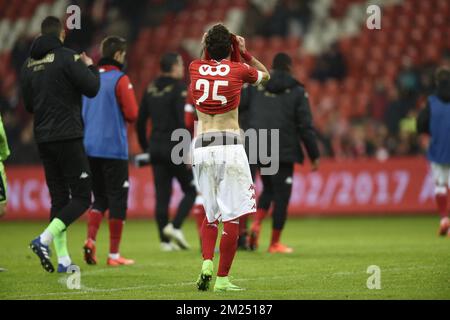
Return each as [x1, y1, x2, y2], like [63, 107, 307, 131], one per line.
[38, 138, 92, 224]
[89, 157, 129, 220]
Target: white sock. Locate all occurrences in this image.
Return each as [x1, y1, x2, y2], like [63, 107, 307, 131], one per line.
[39, 229, 54, 246]
[58, 256, 72, 267]
[109, 253, 120, 259]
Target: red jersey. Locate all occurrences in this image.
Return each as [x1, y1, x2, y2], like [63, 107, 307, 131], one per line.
[189, 59, 263, 115]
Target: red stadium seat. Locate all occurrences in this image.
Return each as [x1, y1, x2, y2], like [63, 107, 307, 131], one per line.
[208, 8, 227, 23]
[247, 37, 266, 52]
[324, 79, 340, 97]
[268, 36, 284, 51]
[337, 94, 353, 118]
[192, 9, 208, 24]
[230, 0, 248, 9]
[342, 77, 357, 94]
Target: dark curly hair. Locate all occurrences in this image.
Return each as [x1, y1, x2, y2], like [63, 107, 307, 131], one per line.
[205, 24, 232, 61]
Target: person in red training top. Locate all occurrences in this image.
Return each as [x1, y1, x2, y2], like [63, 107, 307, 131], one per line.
[82, 36, 138, 266]
[190, 24, 270, 292]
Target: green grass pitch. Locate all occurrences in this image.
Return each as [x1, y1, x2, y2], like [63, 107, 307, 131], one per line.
[0, 216, 449, 300]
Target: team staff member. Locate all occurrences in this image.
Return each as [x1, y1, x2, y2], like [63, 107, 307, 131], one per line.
[82, 36, 138, 266]
[417, 66, 450, 236]
[241, 53, 320, 253]
[21, 16, 99, 273]
[137, 53, 196, 251]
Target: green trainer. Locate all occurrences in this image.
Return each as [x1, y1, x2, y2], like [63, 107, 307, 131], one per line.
[196, 259, 213, 291]
[213, 276, 245, 292]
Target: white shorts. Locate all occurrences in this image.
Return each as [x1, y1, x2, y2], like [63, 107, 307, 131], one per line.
[431, 162, 450, 193]
[192, 143, 256, 223]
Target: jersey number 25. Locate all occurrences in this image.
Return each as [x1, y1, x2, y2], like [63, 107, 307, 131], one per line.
[195, 79, 229, 105]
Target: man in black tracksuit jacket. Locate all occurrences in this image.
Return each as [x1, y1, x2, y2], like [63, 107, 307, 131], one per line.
[240, 53, 320, 253]
[136, 53, 196, 251]
[20, 16, 100, 273]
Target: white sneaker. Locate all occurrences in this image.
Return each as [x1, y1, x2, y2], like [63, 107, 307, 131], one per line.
[163, 223, 175, 238]
[163, 223, 190, 250]
[160, 242, 175, 252]
[160, 241, 181, 252]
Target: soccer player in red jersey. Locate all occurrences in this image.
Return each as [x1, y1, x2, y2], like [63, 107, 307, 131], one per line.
[190, 24, 270, 292]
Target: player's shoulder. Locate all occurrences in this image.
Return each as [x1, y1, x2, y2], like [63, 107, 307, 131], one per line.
[226, 60, 250, 69]
[214, 60, 249, 78]
[189, 59, 203, 76]
[292, 84, 309, 101]
[60, 46, 76, 55]
[189, 59, 200, 67]
[189, 59, 206, 69]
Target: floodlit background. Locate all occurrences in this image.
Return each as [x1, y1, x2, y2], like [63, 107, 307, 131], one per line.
[0, 0, 449, 218]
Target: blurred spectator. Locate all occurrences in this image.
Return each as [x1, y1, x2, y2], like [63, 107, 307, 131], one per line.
[311, 43, 347, 82]
[288, 0, 312, 36]
[396, 57, 420, 98]
[11, 34, 32, 77]
[384, 87, 415, 135]
[264, 1, 290, 37]
[419, 62, 438, 96]
[441, 49, 450, 67]
[0, 90, 11, 114]
[373, 125, 390, 161]
[247, 0, 312, 38]
[315, 129, 334, 158]
[6, 120, 40, 164]
[396, 110, 420, 156]
[367, 81, 389, 121]
[3, 0, 449, 164]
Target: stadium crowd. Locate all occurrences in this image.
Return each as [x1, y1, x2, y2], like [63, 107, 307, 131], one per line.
[315, 50, 450, 160]
[1, 0, 449, 164]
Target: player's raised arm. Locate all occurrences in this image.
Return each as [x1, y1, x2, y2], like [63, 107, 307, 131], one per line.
[199, 32, 207, 60]
[235, 35, 270, 84]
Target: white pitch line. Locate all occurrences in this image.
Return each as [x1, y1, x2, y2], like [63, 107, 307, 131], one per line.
[7, 264, 441, 299]
[11, 281, 197, 299]
[9, 275, 292, 299]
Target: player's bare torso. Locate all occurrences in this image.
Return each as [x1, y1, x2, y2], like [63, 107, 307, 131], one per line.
[196, 108, 240, 134]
